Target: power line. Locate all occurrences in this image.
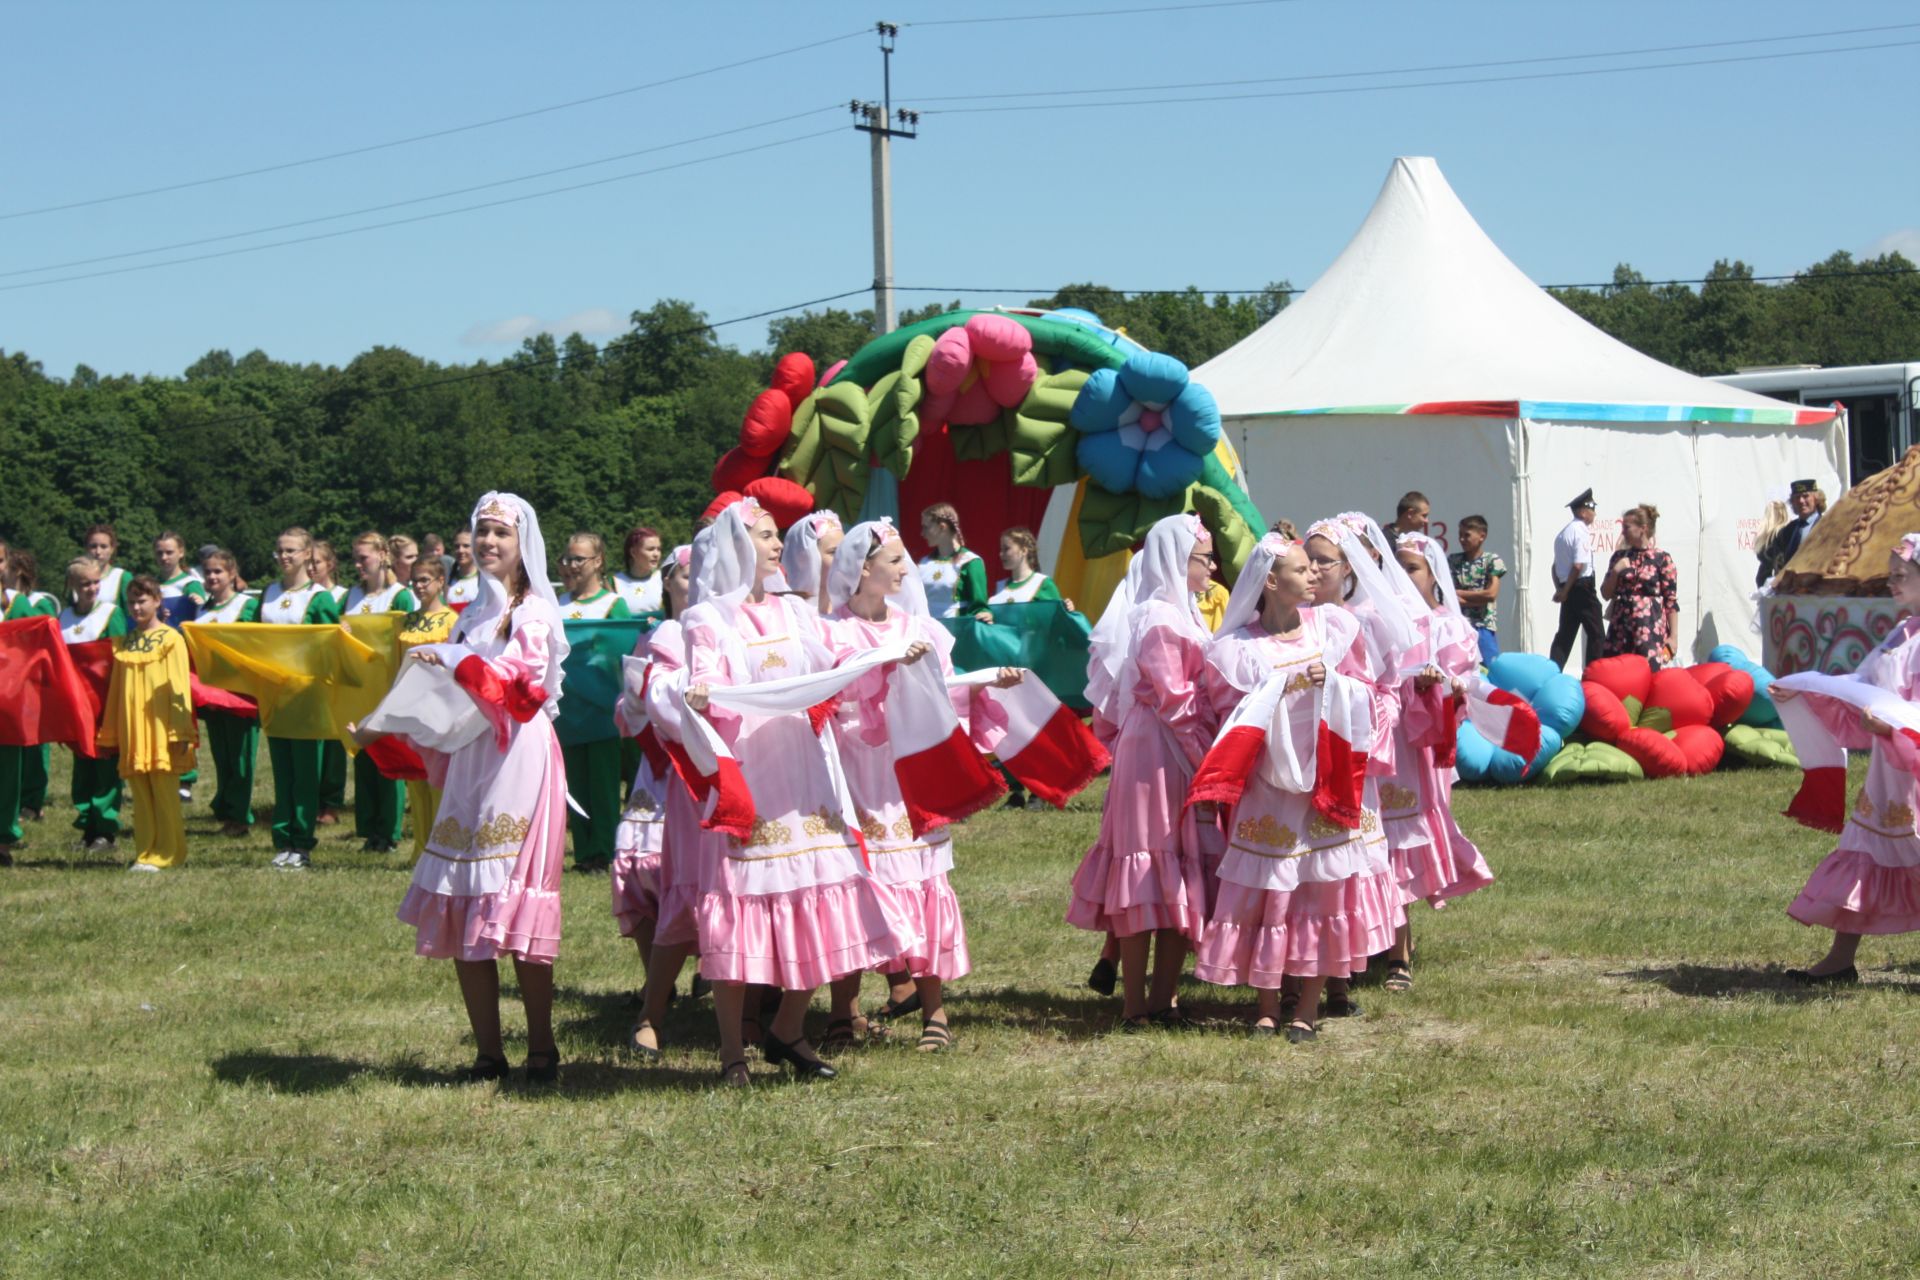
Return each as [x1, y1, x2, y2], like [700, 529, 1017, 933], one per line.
[0, 105, 845, 280]
[143, 287, 878, 437]
[912, 37, 1920, 114]
[0, 28, 872, 223]
[904, 0, 1303, 26]
[907, 21, 1920, 103]
[0, 128, 846, 293]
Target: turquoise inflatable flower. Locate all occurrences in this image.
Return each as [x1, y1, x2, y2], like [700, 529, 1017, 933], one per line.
[1070, 352, 1221, 499]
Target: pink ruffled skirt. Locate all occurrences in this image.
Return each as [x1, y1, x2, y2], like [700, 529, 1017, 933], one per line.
[879, 872, 971, 982]
[650, 788, 700, 949]
[1193, 869, 1398, 986]
[1393, 807, 1494, 905]
[610, 852, 661, 940]
[696, 876, 919, 990]
[1066, 725, 1210, 941]
[1789, 848, 1920, 935]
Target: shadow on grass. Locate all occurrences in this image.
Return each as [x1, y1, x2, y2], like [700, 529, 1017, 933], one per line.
[1610, 964, 1850, 1001]
[211, 1048, 728, 1095]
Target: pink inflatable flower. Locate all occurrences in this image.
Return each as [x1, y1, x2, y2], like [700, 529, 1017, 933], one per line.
[919, 314, 1039, 428]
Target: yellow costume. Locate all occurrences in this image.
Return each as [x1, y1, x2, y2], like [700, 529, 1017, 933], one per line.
[396, 606, 458, 857]
[97, 627, 198, 868]
[1196, 580, 1231, 632]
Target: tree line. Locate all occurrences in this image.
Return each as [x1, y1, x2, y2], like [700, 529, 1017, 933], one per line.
[2, 252, 1913, 582]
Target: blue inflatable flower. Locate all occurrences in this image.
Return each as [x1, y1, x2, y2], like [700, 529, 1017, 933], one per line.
[1070, 351, 1222, 499]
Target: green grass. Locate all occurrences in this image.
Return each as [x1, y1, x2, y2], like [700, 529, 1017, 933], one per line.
[6, 746, 1920, 1278]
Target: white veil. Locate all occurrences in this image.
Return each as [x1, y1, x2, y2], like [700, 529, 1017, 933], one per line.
[1087, 513, 1207, 723]
[779, 509, 842, 599]
[827, 518, 930, 618]
[1304, 512, 1419, 663]
[1217, 529, 1300, 638]
[460, 490, 569, 717]
[1395, 530, 1460, 616]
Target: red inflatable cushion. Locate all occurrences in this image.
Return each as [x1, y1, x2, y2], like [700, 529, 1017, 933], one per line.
[711, 446, 769, 494]
[743, 476, 813, 530]
[1580, 682, 1632, 741]
[1583, 654, 1653, 707]
[1617, 726, 1687, 779]
[1646, 668, 1714, 729]
[770, 352, 816, 413]
[1690, 662, 1732, 687]
[1671, 724, 1726, 775]
[1703, 668, 1755, 731]
[701, 490, 742, 522]
[739, 390, 794, 458]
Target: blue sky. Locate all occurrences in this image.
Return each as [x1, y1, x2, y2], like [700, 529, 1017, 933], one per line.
[4, 0, 1916, 379]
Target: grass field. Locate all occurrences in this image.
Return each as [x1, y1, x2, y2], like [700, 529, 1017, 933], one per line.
[5, 744, 1920, 1278]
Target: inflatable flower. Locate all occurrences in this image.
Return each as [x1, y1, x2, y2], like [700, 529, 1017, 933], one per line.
[1071, 351, 1222, 499]
[919, 314, 1038, 429]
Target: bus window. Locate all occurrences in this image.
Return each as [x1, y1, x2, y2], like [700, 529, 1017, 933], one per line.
[1832, 394, 1899, 483]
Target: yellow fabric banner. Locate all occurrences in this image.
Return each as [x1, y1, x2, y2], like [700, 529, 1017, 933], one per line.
[1049, 478, 1133, 625]
[184, 617, 402, 745]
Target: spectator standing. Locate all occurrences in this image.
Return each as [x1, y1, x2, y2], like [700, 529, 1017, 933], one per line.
[1391, 491, 1429, 538]
[1448, 514, 1506, 665]
[1756, 479, 1825, 587]
[1602, 504, 1681, 668]
[1548, 489, 1603, 671]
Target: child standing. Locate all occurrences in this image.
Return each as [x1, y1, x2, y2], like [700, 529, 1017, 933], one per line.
[556, 532, 632, 873]
[345, 532, 416, 854]
[58, 558, 129, 853]
[198, 550, 261, 836]
[100, 577, 198, 871]
[395, 556, 458, 859]
[916, 502, 989, 620]
[260, 528, 344, 870]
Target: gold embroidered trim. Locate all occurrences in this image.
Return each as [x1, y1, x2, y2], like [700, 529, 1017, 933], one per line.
[1378, 783, 1420, 812]
[430, 812, 532, 853]
[892, 815, 915, 841]
[802, 806, 848, 838]
[1234, 814, 1297, 848]
[1851, 790, 1915, 835]
[726, 839, 860, 863]
[1281, 670, 1315, 696]
[761, 651, 789, 671]
[1309, 808, 1378, 840]
[1232, 808, 1377, 856]
[419, 846, 520, 864]
[727, 815, 794, 850]
[856, 810, 889, 841]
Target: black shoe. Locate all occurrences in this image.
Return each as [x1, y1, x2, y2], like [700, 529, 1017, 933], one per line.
[1321, 993, 1363, 1018]
[761, 1034, 836, 1080]
[1001, 793, 1028, 811]
[523, 1050, 561, 1086]
[1148, 1007, 1202, 1031]
[1785, 965, 1858, 987]
[463, 1054, 510, 1083]
[1087, 956, 1118, 997]
[1284, 1021, 1318, 1044]
[689, 973, 711, 1001]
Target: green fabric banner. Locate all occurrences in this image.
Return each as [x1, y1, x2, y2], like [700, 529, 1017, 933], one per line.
[556, 618, 653, 747]
[940, 601, 1092, 711]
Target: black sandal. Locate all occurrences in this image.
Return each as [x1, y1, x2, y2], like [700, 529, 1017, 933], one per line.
[523, 1050, 561, 1086]
[916, 1018, 953, 1053]
[719, 1058, 751, 1087]
[1117, 1013, 1153, 1034]
[1249, 1019, 1279, 1038]
[1320, 993, 1363, 1018]
[1148, 1007, 1202, 1031]
[463, 1054, 510, 1083]
[871, 991, 923, 1023]
[626, 1019, 662, 1061]
[819, 1016, 867, 1053]
[1384, 961, 1414, 993]
[1284, 1020, 1318, 1044]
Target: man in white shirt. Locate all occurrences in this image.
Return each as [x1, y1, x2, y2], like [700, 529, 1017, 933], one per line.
[1549, 488, 1603, 670]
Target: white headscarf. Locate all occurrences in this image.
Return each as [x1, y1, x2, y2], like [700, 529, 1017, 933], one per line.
[827, 518, 930, 617]
[1396, 530, 1460, 616]
[1217, 529, 1302, 639]
[460, 490, 569, 717]
[779, 509, 843, 599]
[1304, 512, 1419, 663]
[687, 497, 766, 630]
[1087, 513, 1208, 724]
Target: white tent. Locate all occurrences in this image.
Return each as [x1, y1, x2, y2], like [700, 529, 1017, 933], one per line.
[1194, 156, 1846, 661]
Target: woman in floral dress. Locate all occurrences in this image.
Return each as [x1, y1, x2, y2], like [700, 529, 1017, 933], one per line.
[1602, 504, 1680, 668]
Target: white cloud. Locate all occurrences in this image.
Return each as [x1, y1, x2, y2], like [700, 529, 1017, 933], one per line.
[1864, 227, 1920, 262]
[460, 307, 625, 346]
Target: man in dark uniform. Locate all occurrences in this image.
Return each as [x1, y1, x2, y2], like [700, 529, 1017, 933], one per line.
[1549, 489, 1604, 670]
[1756, 479, 1824, 587]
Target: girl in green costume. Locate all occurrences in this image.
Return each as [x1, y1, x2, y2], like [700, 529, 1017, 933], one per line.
[58, 558, 129, 853]
[345, 532, 415, 854]
[81, 524, 131, 609]
[916, 502, 989, 620]
[260, 527, 343, 871]
[198, 549, 261, 837]
[556, 532, 631, 872]
[307, 540, 350, 825]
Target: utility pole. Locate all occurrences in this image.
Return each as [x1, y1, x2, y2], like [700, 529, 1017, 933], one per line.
[851, 21, 917, 336]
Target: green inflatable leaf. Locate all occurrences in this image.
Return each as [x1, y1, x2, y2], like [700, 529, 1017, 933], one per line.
[780, 382, 872, 515]
[830, 312, 978, 390]
[1538, 741, 1645, 785]
[1724, 724, 1799, 768]
[1637, 704, 1672, 734]
[1078, 484, 1186, 559]
[1197, 451, 1264, 546]
[1622, 695, 1644, 726]
[951, 410, 1014, 462]
[1188, 483, 1257, 580]
[866, 369, 917, 479]
[1010, 368, 1087, 489]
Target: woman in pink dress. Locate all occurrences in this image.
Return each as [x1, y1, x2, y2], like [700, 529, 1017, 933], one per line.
[682, 498, 919, 1085]
[382, 492, 570, 1085]
[1067, 513, 1219, 1029]
[1382, 531, 1496, 989]
[1194, 533, 1398, 1043]
[614, 544, 693, 1057]
[1779, 537, 1920, 983]
[778, 510, 843, 614]
[818, 518, 1020, 1052]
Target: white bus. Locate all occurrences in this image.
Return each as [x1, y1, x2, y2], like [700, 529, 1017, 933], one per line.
[1710, 362, 1920, 484]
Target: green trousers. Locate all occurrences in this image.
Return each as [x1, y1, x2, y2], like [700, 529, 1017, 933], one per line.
[353, 750, 405, 844]
[320, 740, 347, 812]
[70, 750, 123, 841]
[268, 736, 323, 852]
[21, 744, 49, 811]
[0, 745, 22, 843]
[204, 711, 258, 826]
[562, 739, 623, 866]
